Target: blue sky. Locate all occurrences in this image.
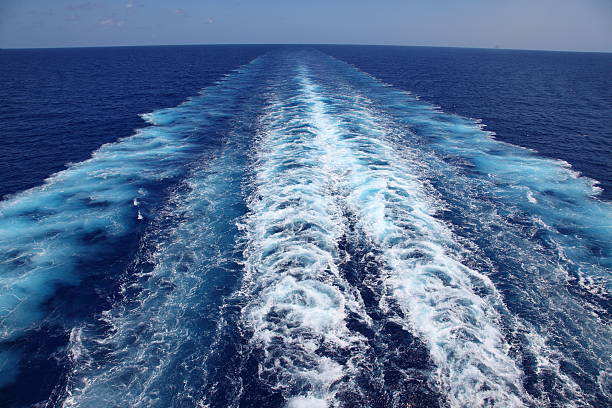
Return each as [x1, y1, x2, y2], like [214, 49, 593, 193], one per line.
[1, 0, 611, 51]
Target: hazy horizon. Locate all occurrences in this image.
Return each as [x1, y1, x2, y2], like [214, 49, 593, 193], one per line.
[3, 42, 612, 54]
[1, 0, 611, 52]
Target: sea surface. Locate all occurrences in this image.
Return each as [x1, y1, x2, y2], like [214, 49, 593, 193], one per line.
[0, 45, 610, 408]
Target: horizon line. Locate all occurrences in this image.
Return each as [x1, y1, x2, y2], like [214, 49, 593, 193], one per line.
[1, 42, 611, 54]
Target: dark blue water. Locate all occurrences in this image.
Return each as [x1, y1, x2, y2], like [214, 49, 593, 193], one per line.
[317, 45, 612, 201]
[0, 46, 610, 408]
[2, 46, 610, 202]
[0, 45, 271, 199]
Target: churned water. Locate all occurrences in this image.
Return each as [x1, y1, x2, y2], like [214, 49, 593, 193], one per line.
[0, 45, 610, 407]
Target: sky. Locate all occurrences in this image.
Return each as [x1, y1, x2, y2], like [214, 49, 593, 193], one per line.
[0, 0, 611, 51]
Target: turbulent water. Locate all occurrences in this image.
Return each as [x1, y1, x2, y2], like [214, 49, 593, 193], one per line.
[1, 48, 610, 407]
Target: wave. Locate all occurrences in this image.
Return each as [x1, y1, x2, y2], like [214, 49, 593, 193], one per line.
[52, 58, 269, 407]
[0, 56, 265, 393]
[311, 52, 611, 406]
[2, 48, 610, 408]
[238, 65, 370, 407]
[294, 60, 527, 407]
[59, 144, 247, 407]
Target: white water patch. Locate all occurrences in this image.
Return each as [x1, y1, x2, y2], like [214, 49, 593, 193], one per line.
[308, 51, 612, 405]
[519, 327, 590, 407]
[239, 67, 370, 407]
[526, 190, 538, 204]
[0, 118, 194, 387]
[59, 142, 248, 407]
[0, 55, 266, 390]
[330, 52, 611, 280]
[297, 73, 529, 407]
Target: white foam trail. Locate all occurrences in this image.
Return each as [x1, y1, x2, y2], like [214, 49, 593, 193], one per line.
[320, 52, 611, 405]
[239, 66, 369, 407]
[59, 143, 248, 407]
[49, 56, 269, 407]
[297, 72, 528, 407]
[0, 111, 197, 387]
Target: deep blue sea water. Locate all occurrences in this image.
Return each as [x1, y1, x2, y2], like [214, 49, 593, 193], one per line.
[317, 46, 612, 201]
[0, 45, 610, 408]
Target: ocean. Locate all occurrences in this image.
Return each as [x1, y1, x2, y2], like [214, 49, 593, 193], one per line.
[0, 45, 610, 407]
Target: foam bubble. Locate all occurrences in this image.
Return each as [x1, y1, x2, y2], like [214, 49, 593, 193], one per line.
[316, 52, 611, 405]
[287, 396, 328, 408]
[0, 54, 267, 390]
[295, 69, 528, 407]
[239, 66, 370, 405]
[60, 153, 246, 407]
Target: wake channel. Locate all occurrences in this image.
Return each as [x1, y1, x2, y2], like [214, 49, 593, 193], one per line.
[238, 65, 370, 407]
[45, 56, 267, 406]
[296, 62, 527, 407]
[2, 48, 609, 408]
